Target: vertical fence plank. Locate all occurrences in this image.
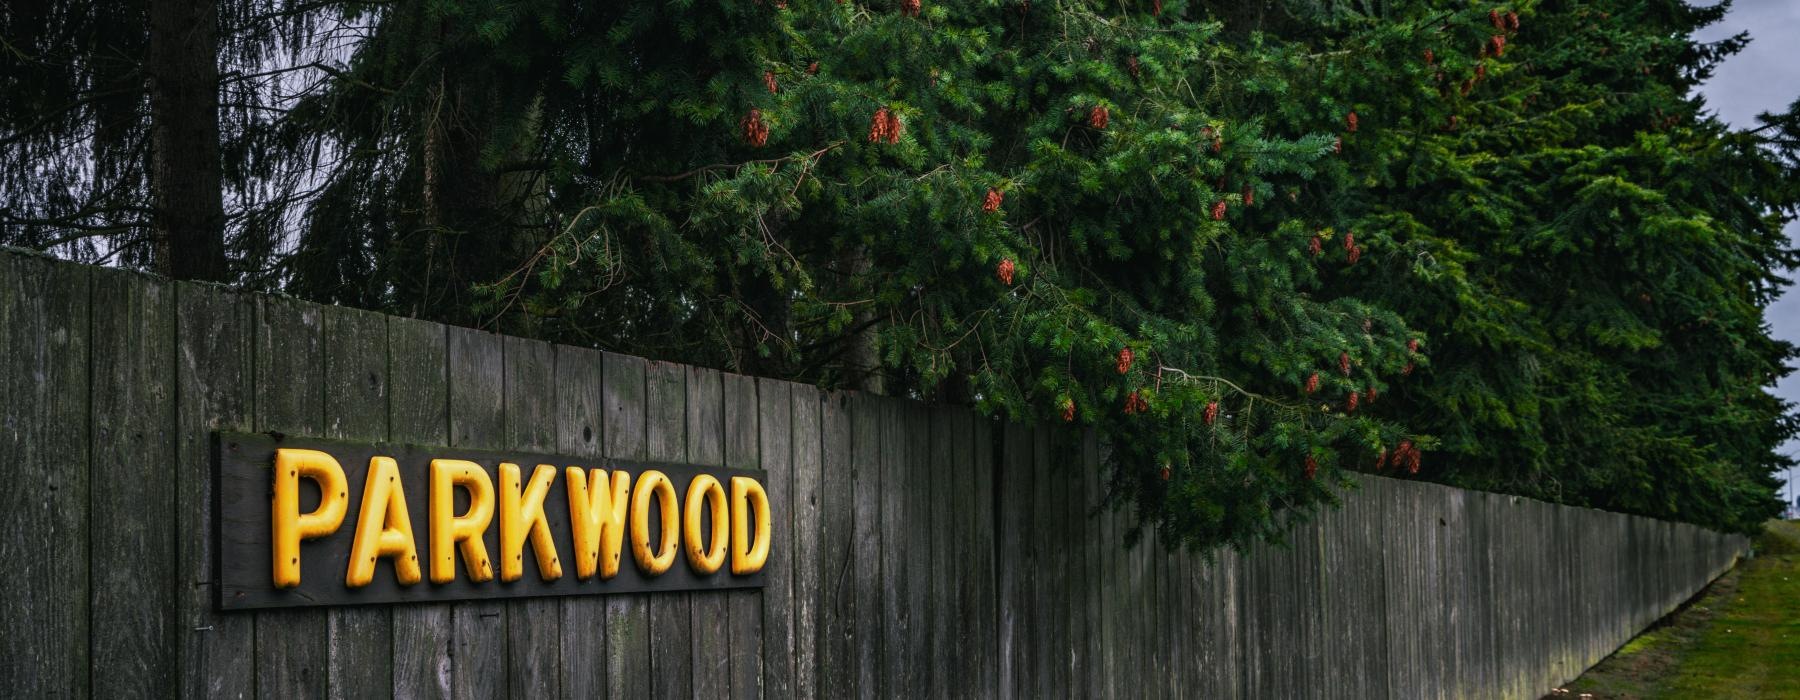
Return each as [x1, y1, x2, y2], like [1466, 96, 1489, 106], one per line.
[556, 344, 607, 699]
[1048, 428, 1074, 697]
[971, 416, 999, 698]
[902, 404, 932, 699]
[173, 279, 254, 700]
[602, 352, 650, 700]
[322, 306, 393, 700]
[688, 367, 729, 698]
[818, 390, 855, 699]
[1099, 444, 1119, 700]
[927, 407, 954, 699]
[1030, 427, 1055, 698]
[503, 337, 560, 698]
[1081, 431, 1103, 700]
[89, 269, 177, 697]
[852, 394, 885, 698]
[752, 378, 794, 700]
[878, 398, 909, 698]
[724, 371, 765, 700]
[253, 296, 329, 699]
[789, 384, 824, 700]
[995, 423, 1027, 699]
[0, 254, 89, 698]
[647, 361, 693, 698]
[447, 327, 508, 700]
[390, 318, 453, 699]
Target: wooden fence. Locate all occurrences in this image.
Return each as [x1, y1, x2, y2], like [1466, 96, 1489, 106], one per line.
[0, 250, 1747, 698]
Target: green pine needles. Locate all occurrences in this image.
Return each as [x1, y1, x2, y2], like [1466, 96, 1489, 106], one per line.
[8, 0, 1796, 550]
[309, 0, 1800, 548]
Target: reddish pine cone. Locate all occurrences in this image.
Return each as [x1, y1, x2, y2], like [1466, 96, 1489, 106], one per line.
[1123, 390, 1149, 415]
[1424, 48, 1435, 65]
[868, 107, 902, 144]
[996, 258, 1016, 286]
[868, 107, 890, 143]
[1304, 372, 1320, 394]
[1506, 11, 1520, 31]
[1407, 338, 1420, 353]
[1343, 231, 1355, 251]
[741, 109, 770, 147]
[1127, 55, 1141, 79]
[1062, 399, 1076, 422]
[1159, 464, 1171, 481]
[1376, 447, 1389, 470]
[1152, 0, 1161, 16]
[1346, 390, 1359, 413]
[1346, 110, 1359, 133]
[983, 188, 1004, 213]
[1365, 386, 1378, 404]
[1204, 400, 1219, 426]
[1304, 455, 1319, 480]
[1489, 9, 1504, 30]
[1242, 185, 1254, 207]
[1402, 362, 1415, 376]
[1490, 35, 1506, 57]
[901, 0, 921, 17]
[1116, 347, 1134, 374]
[1396, 440, 1422, 473]
[1348, 245, 1363, 264]
[1309, 234, 1324, 257]
[884, 109, 902, 144]
[1212, 200, 1227, 220]
[1339, 352, 1351, 377]
[1089, 105, 1110, 129]
[807, 61, 820, 75]
[764, 70, 779, 94]
[1475, 63, 1487, 80]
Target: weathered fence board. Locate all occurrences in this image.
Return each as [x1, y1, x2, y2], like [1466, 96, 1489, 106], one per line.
[323, 304, 393, 700]
[729, 372, 766, 700]
[174, 279, 255, 700]
[1, 255, 89, 699]
[388, 317, 453, 699]
[788, 382, 823, 700]
[555, 343, 607, 700]
[601, 352, 649, 700]
[0, 250, 1753, 699]
[502, 336, 560, 699]
[253, 295, 331, 699]
[447, 326, 507, 700]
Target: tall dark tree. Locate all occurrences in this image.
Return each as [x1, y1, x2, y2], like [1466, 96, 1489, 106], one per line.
[1, 0, 338, 282]
[147, 0, 227, 280]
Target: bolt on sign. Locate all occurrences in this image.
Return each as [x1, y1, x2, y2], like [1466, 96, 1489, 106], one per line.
[215, 433, 770, 610]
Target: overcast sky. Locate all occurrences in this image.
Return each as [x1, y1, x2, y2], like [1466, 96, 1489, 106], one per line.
[1692, 0, 1800, 507]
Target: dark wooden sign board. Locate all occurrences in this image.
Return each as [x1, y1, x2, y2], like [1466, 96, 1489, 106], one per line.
[215, 432, 767, 610]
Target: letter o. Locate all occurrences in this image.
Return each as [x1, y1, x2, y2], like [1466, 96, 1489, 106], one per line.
[683, 474, 730, 574]
[630, 470, 680, 575]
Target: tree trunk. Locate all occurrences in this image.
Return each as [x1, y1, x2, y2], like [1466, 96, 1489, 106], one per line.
[841, 248, 883, 394]
[147, 0, 226, 281]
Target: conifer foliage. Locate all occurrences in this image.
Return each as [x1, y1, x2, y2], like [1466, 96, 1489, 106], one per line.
[5, 0, 1799, 547]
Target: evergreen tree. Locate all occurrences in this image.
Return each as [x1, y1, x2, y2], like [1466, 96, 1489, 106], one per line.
[1269, 0, 1800, 533]
[6, 0, 1797, 546]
